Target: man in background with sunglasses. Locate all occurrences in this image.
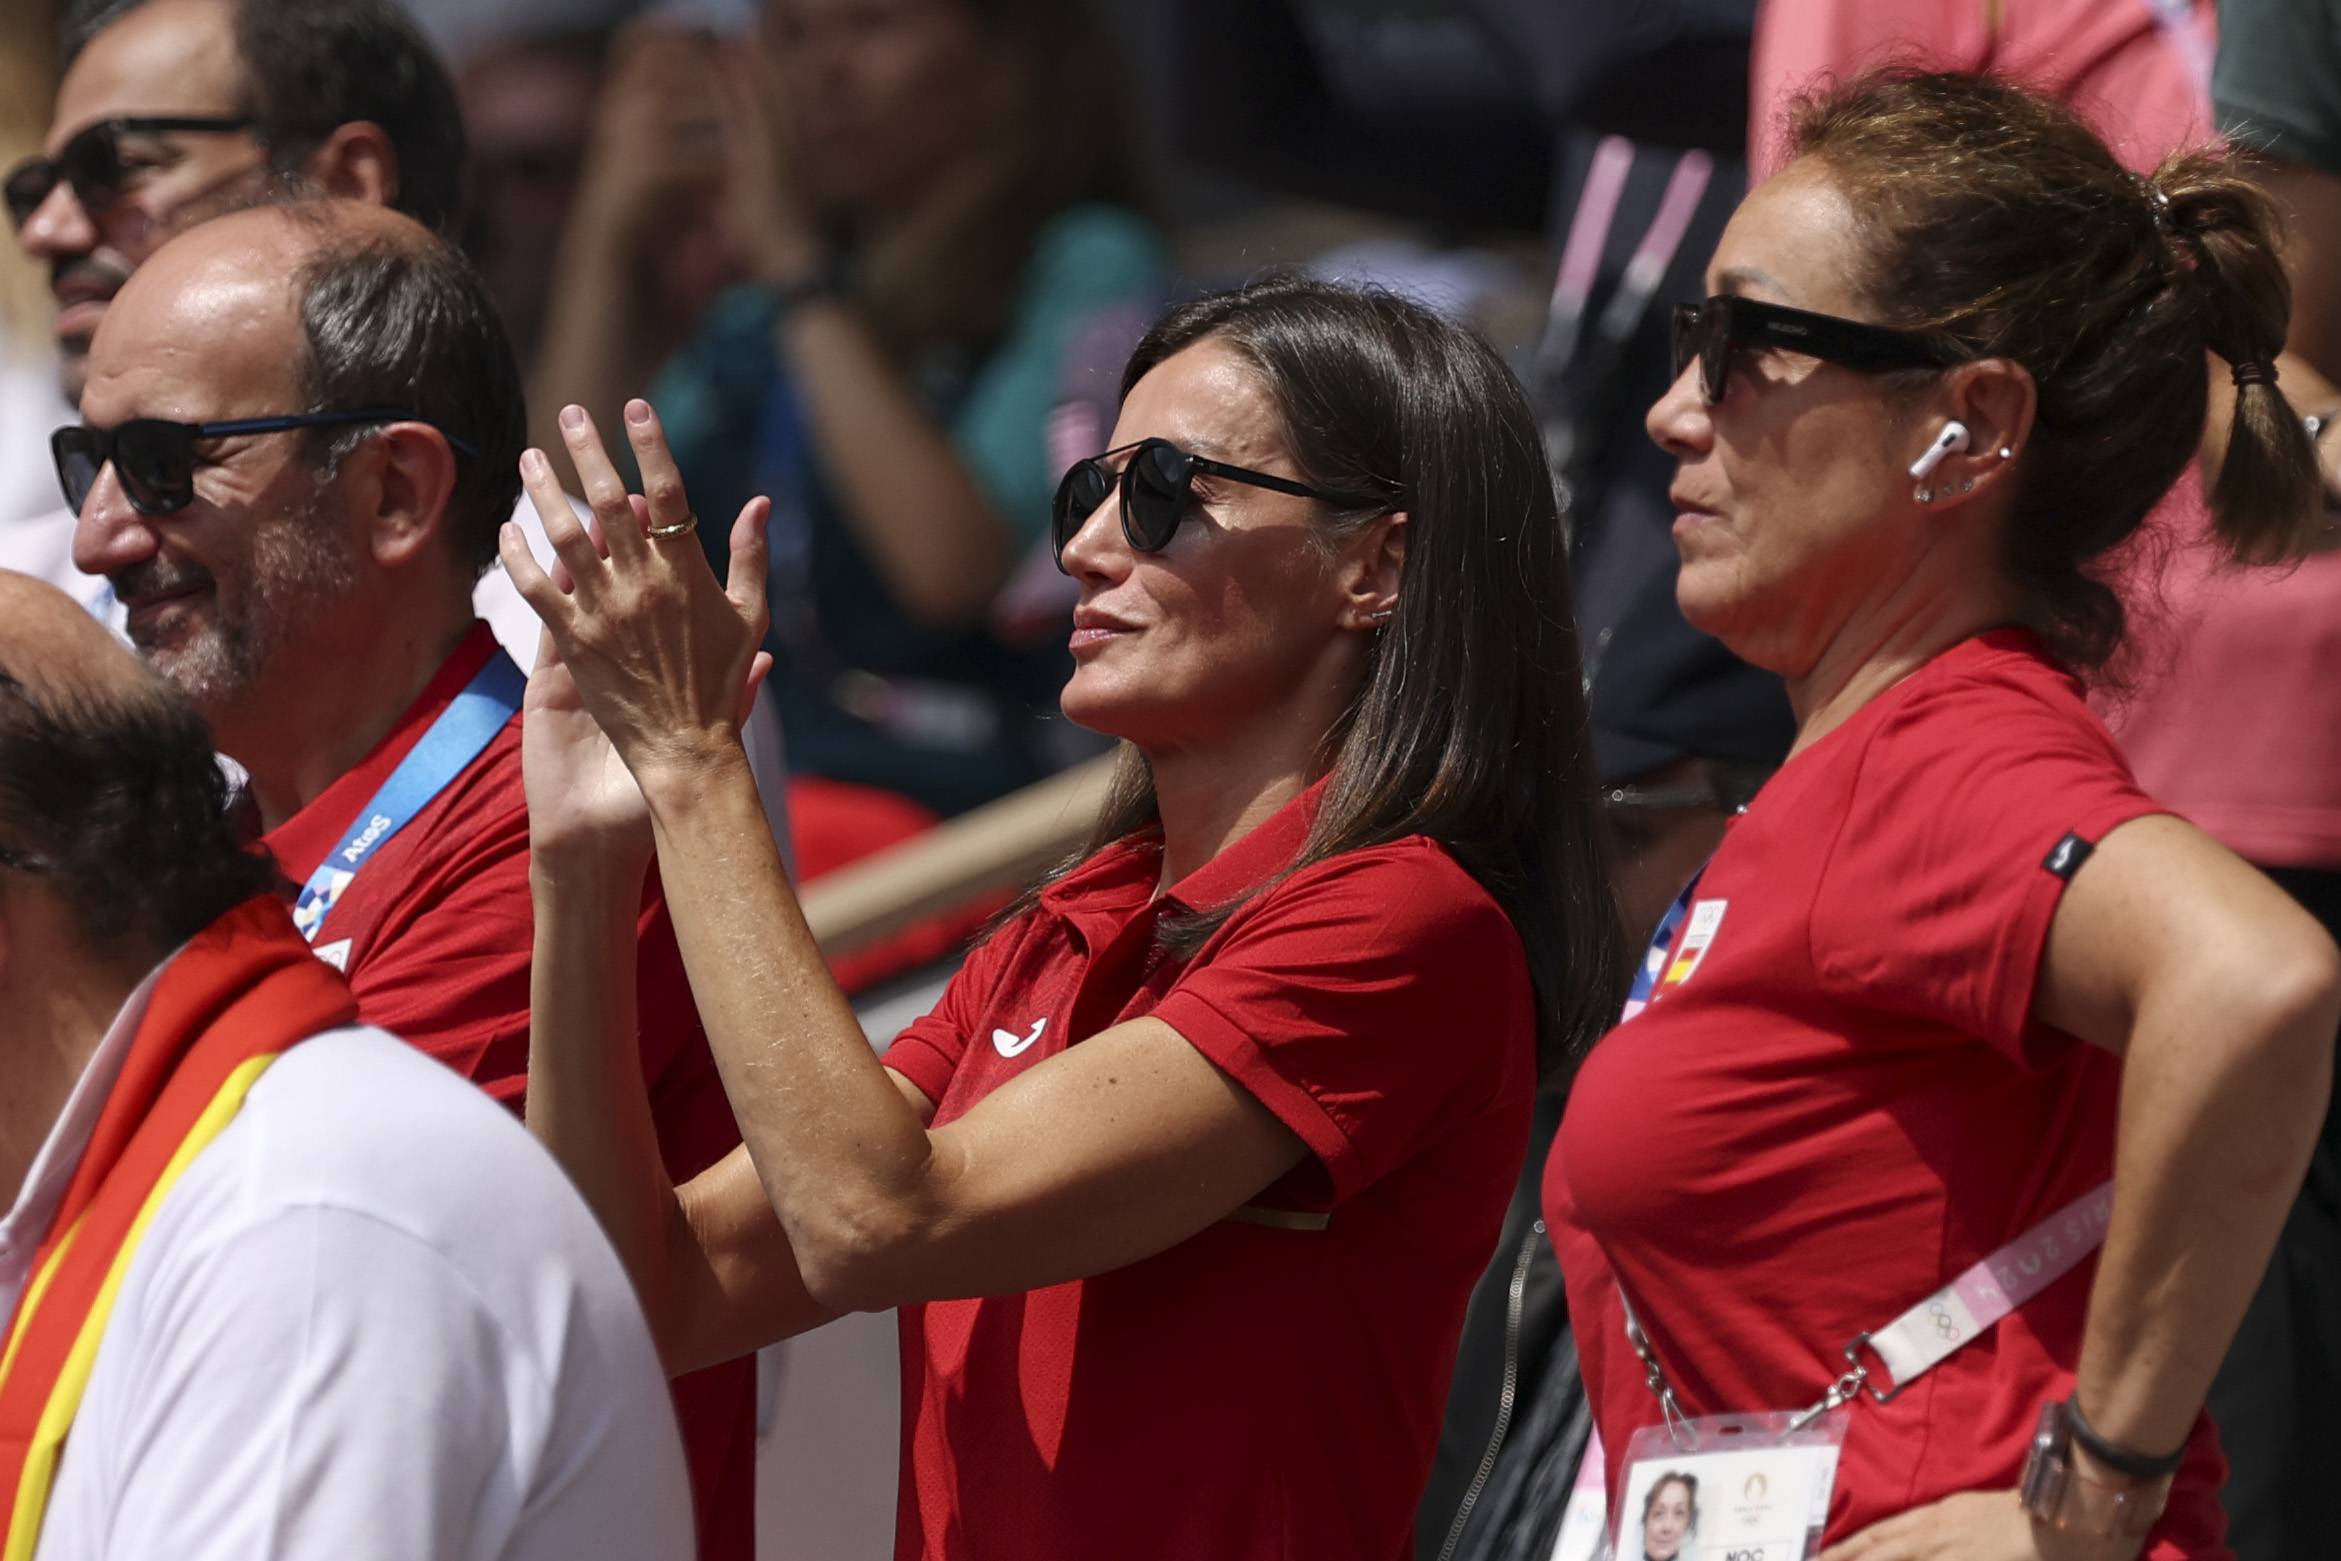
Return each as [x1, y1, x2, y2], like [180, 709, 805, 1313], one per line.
[0, 0, 456, 620]
[53, 192, 762, 1560]
[4, 0, 792, 851]
[12, 1, 463, 408]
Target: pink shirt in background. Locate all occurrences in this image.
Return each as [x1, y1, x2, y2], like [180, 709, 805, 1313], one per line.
[1750, 0, 2214, 178]
[2105, 472, 2341, 869]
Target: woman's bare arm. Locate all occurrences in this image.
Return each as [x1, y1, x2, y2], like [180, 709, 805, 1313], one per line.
[2031, 813, 2339, 1458]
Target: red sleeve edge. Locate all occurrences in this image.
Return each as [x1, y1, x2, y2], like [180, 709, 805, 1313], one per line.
[2002, 801, 2175, 1064]
[1149, 988, 1363, 1202]
[879, 1027, 960, 1107]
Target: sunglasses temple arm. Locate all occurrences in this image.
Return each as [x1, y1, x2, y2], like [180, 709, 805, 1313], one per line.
[1191, 457, 1337, 504]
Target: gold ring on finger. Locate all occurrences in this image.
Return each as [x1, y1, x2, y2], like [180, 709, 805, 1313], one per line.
[647, 514, 698, 539]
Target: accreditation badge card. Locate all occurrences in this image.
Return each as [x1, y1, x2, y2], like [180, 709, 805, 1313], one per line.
[1606, 1413, 1843, 1561]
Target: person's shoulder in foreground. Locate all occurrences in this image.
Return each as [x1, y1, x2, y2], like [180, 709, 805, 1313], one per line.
[40, 1025, 693, 1561]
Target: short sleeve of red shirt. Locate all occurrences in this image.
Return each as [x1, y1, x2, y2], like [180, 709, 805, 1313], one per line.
[1149, 841, 1534, 1204]
[883, 918, 1031, 1107]
[1805, 645, 2166, 1069]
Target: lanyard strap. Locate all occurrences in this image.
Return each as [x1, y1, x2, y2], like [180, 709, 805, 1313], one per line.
[1854, 1180, 2114, 1399]
[1624, 1180, 2113, 1441]
[289, 653, 525, 943]
[1543, 135, 1637, 367]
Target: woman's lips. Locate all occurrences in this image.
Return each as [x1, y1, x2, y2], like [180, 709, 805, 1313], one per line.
[1069, 609, 1137, 656]
[1069, 624, 1131, 654]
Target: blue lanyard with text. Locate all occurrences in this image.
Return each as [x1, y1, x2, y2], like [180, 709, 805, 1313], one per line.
[290, 653, 527, 942]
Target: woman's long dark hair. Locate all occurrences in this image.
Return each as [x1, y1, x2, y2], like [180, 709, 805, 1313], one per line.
[1017, 274, 1627, 1078]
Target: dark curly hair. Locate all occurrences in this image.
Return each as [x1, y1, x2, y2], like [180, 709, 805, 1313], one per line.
[0, 664, 276, 960]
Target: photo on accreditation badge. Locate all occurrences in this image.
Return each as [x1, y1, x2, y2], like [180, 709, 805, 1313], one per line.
[1616, 1450, 1814, 1561]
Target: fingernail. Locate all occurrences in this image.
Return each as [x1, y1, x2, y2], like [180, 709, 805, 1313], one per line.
[560, 405, 585, 431]
[626, 400, 651, 426]
[522, 449, 547, 478]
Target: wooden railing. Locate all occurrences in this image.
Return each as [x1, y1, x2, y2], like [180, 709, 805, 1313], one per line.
[798, 753, 1118, 959]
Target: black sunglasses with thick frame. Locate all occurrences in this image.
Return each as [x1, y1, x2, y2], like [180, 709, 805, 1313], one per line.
[52, 409, 482, 518]
[1051, 437, 1352, 572]
[1670, 294, 1970, 404]
[4, 116, 260, 229]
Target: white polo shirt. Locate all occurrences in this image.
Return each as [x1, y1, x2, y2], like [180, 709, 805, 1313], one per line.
[3, 971, 693, 1561]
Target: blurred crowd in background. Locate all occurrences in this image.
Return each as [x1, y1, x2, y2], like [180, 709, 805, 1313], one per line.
[2, 1, 2335, 1557]
[0, 0, 1802, 995]
[0, 0, 1798, 1001]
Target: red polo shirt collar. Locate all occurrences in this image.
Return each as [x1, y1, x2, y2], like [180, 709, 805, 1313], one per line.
[1034, 776, 1327, 944]
[1160, 777, 1325, 913]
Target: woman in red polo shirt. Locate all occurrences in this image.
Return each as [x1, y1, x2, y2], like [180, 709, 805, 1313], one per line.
[502, 275, 1628, 1558]
[1549, 72, 2338, 1560]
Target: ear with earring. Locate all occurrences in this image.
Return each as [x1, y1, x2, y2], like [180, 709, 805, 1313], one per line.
[1954, 444, 2019, 496]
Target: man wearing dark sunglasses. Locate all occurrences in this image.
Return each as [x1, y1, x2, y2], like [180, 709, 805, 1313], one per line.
[8, 111, 265, 376]
[0, 0, 454, 625]
[8, 0, 791, 847]
[57, 196, 761, 1561]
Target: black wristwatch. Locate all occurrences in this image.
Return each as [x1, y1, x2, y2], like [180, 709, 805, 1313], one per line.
[2063, 1394, 2186, 1480]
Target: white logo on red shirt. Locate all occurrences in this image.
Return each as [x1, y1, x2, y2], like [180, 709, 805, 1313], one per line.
[992, 1017, 1048, 1057]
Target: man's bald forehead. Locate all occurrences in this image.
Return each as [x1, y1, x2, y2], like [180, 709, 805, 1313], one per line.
[83, 215, 305, 413]
[90, 202, 439, 387]
[135, 200, 438, 284]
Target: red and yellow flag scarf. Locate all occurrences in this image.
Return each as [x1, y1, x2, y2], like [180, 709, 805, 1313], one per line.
[0, 896, 354, 1560]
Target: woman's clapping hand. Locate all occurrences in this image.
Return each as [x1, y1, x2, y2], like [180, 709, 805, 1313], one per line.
[502, 399, 774, 842]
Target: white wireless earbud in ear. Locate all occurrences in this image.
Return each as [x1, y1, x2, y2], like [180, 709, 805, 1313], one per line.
[1908, 421, 1971, 481]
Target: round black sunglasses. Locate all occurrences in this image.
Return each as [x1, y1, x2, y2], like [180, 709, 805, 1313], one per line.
[1050, 438, 1347, 572]
[5, 116, 259, 229]
[52, 409, 482, 517]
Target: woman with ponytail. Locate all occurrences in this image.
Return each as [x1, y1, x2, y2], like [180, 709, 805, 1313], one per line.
[1550, 70, 2337, 1559]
